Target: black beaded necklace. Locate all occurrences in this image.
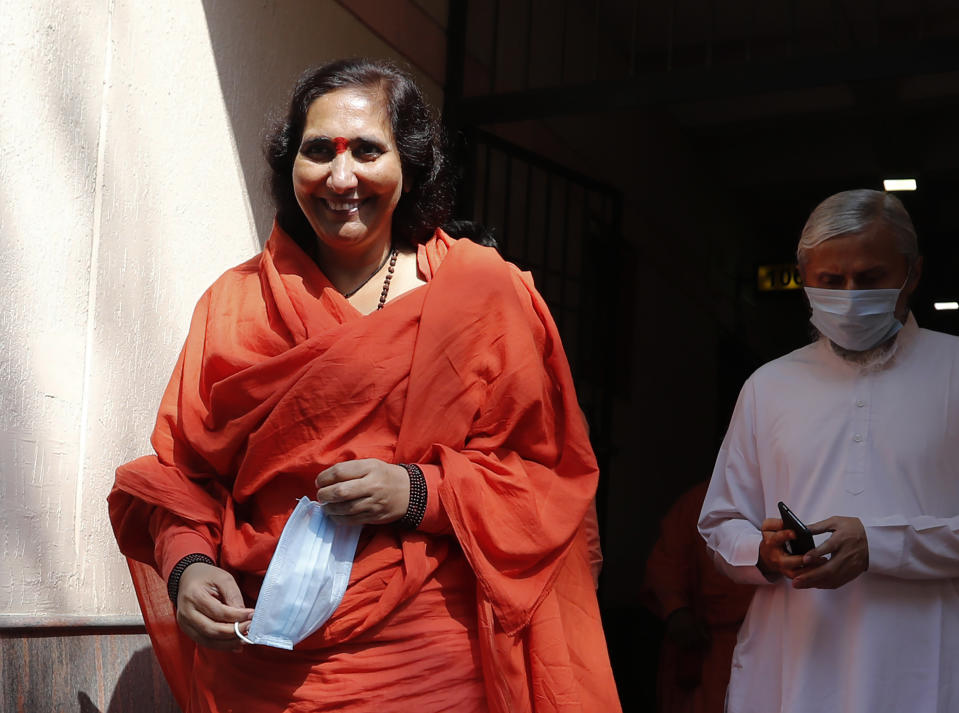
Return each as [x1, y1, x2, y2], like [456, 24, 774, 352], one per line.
[376, 248, 399, 311]
[342, 245, 398, 309]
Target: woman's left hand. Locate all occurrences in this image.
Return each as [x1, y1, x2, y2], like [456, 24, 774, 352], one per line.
[315, 458, 410, 525]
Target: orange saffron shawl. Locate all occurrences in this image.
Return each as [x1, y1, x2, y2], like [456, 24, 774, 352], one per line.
[109, 226, 621, 712]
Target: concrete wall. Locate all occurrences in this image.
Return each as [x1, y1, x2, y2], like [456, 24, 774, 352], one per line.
[2, 0, 448, 709]
[0, 0, 446, 627]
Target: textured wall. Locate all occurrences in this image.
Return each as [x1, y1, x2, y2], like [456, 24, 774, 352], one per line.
[2, 0, 446, 625]
[0, 629, 178, 712]
[1, 0, 117, 622]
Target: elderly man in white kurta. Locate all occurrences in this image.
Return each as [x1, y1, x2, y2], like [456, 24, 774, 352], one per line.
[699, 189, 959, 713]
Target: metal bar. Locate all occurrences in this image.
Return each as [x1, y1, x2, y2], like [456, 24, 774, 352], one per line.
[541, 173, 553, 287]
[501, 155, 513, 256]
[667, 0, 675, 70]
[536, 265, 581, 279]
[458, 38, 959, 123]
[460, 127, 479, 220]
[0, 614, 145, 628]
[443, 0, 469, 217]
[524, 0, 534, 89]
[522, 163, 534, 266]
[707, 0, 716, 67]
[473, 128, 619, 195]
[788, 0, 797, 57]
[489, 0, 501, 93]
[593, 0, 602, 81]
[828, 0, 843, 51]
[558, 180, 572, 334]
[597, 193, 616, 446]
[575, 188, 591, 382]
[443, 0, 468, 125]
[593, 192, 623, 548]
[874, 0, 882, 46]
[482, 142, 493, 226]
[830, 0, 856, 49]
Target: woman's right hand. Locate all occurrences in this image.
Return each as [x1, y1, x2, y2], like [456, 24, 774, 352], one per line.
[176, 562, 254, 650]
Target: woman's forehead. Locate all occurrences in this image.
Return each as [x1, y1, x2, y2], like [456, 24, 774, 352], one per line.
[303, 87, 392, 139]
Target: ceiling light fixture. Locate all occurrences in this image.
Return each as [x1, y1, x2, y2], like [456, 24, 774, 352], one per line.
[933, 301, 958, 311]
[883, 178, 917, 191]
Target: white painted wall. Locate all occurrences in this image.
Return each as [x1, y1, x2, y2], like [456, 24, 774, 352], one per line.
[1, 0, 445, 623]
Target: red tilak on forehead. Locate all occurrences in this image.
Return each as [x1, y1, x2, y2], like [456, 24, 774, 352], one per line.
[333, 137, 349, 154]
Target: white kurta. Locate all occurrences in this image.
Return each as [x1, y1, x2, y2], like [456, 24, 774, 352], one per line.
[699, 314, 959, 713]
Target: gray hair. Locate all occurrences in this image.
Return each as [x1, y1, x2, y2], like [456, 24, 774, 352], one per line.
[797, 189, 919, 267]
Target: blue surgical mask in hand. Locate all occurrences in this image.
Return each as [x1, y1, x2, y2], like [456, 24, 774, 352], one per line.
[805, 285, 903, 352]
[235, 497, 362, 650]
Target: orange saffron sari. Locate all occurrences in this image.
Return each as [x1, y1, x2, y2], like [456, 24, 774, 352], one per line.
[109, 226, 621, 712]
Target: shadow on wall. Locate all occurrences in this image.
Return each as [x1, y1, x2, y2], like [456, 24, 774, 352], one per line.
[199, 0, 447, 247]
[1, 633, 177, 713]
[78, 647, 178, 713]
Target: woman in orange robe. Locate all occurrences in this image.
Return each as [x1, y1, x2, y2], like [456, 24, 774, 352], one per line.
[108, 58, 620, 713]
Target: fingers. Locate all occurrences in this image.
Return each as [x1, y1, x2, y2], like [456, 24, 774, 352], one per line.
[176, 564, 253, 650]
[806, 517, 838, 535]
[800, 553, 829, 568]
[803, 535, 837, 562]
[793, 559, 846, 589]
[315, 460, 409, 525]
[321, 495, 377, 518]
[763, 527, 795, 548]
[322, 494, 397, 525]
[210, 566, 249, 610]
[192, 586, 252, 626]
[793, 517, 867, 589]
[315, 459, 377, 489]
[777, 553, 808, 576]
[317, 477, 368, 504]
[759, 528, 805, 578]
[178, 613, 246, 651]
[761, 518, 784, 531]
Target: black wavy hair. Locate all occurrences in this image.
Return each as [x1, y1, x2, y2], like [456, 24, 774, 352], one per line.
[265, 58, 454, 251]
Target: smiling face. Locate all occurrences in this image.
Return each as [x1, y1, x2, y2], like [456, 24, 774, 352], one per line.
[292, 87, 404, 257]
[799, 221, 922, 321]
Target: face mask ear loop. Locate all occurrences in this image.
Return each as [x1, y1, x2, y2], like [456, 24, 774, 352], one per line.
[235, 620, 254, 645]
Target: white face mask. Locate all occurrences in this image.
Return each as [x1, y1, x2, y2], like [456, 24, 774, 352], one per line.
[235, 497, 361, 650]
[805, 283, 904, 352]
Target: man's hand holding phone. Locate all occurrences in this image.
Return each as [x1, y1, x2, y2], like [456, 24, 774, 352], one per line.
[758, 503, 830, 580]
[757, 518, 818, 579]
[757, 504, 868, 589]
[792, 516, 869, 590]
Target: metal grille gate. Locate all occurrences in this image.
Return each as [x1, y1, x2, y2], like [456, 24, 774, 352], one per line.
[458, 128, 625, 515]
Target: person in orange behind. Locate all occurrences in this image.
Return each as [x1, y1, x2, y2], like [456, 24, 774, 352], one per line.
[642, 482, 755, 713]
[108, 58, 620, 713]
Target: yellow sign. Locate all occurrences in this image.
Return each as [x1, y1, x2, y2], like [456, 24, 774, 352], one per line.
[757, 264, 803, 292]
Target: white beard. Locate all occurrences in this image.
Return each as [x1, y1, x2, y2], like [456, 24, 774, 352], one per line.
[818, 330, 900, 371]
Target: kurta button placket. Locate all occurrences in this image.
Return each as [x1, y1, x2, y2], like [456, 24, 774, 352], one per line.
[846, 376, 871, 495]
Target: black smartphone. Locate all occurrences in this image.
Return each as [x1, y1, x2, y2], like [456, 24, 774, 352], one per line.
[777, 501, 816, 555]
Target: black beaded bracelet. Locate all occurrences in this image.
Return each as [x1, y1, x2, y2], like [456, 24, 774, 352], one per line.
[398, 463, 428, 529]
[167, 553, 215, 605]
